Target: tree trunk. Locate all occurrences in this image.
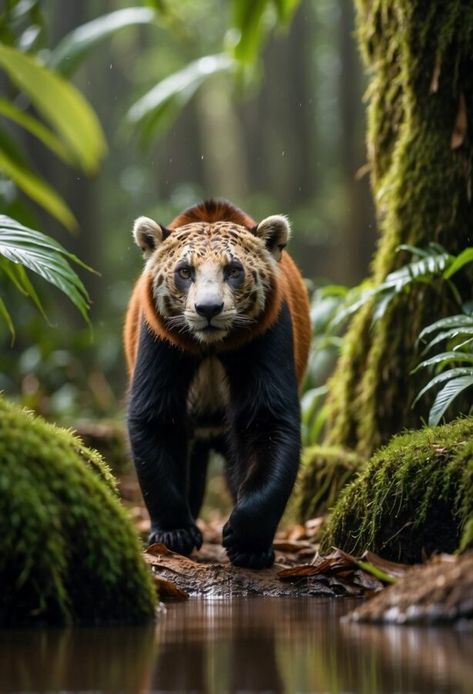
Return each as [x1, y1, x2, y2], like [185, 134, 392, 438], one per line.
[324, 1, 473, 456]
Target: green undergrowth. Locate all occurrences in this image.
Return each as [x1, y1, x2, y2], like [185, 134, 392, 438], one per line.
[297, 446, 364, 520]
[320, 417, 473, 563]
[0, 397, 156, 626]
[322, 2, 473, 457]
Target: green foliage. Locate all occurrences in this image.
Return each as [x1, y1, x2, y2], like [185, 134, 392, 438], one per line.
[323, 0, 473, 456]
[302, 283, 366, 446]
[49, 7, 157, 77]
[323, 244, 473, 430]
[0, 215, 92, 335]
[0, 396, 156, 625]
[0, 43, 106, 177]
[320, 417, 473, 563]
[127, 53, 235, 142]
[331, 244, 458, 328]
[231, 0, 299, 64]
[414, 313, 473, 425]
[125, 0, 302, 140]
[297, 445, 363, 520]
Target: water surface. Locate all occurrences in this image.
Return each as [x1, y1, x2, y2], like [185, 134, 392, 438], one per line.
[1, 598, 472, 693]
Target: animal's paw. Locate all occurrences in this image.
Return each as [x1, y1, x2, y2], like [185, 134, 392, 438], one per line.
[222, 521, 275, 569]
[148, 524, 202, 556]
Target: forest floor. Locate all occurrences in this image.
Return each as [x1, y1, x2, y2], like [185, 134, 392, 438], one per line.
[118, 470, 473, 623]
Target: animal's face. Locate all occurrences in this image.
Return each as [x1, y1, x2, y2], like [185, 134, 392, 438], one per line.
[133, 216, 290, 344]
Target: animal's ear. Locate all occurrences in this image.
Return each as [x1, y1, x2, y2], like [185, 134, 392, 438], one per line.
[132, 216, 171, 258]
[252, 215, 291, 261]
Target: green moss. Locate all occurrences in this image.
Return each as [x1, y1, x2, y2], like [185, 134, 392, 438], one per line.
[0, 397, 156, 626]
[296, 446, 364, 521]
[324, 1, 473, 457]
[320, 417, 473, 563]
[71, 421, 131, 475]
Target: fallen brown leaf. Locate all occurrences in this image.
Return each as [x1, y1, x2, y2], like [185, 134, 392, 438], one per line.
[153, 576, 188, 601]
[273, 540, 315, 552]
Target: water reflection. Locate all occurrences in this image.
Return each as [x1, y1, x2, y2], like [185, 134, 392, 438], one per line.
[0, 598, 472, 693]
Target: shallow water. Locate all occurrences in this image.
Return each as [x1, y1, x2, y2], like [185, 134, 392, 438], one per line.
[1, 598, 472, 693]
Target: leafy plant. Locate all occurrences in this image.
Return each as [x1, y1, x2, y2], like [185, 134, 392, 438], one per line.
[330, 243, 454, 329]
[0, 216, 92, 336]
[302, 282, 366, 445]
[126, 0, 302, 141]
[0, 43, 106, 229]
[413, 313, 473, 425]
[0, 2, 160, 331]
[305, 243, 473, 436]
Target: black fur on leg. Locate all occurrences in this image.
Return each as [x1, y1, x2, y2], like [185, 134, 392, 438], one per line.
[220, 302, 301, 569]
[127, 323, 202, 554]
[188, 439, 210, 521]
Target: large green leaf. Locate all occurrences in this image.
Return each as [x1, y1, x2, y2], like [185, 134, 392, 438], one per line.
[421, 327, 473, 355]
[428, 375, 473, 425]
[0, 150, 77, 230]
[49, 7, 156, 77]
[272, 0, 301, 23]
[413, 350, 473, 372]
[0, 215, 92, 324]
[444, 247, 473, 278]
[127, 53, 235, 139]
[412, 367, 473, 407]
[232, 0, 268, 64]
[418, 315, 473, 342]
[0, 98, 70, 163]
[0, 44, 106, 173]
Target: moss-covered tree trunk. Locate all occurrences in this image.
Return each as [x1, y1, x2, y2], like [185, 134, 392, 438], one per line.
[325, 1, 473, 457]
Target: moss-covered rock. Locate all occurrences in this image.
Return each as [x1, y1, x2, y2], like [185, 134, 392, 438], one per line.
[72, 421, 131, 474]
[320, 417, 473, 563]
[0, 397, 156, 626]
[296, 445, 364, 520]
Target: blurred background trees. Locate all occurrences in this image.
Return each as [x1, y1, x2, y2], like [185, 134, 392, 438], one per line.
[0, 0, 374, 420]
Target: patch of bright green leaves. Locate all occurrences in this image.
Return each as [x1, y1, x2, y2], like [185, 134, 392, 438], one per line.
[0, 215, 93, 336]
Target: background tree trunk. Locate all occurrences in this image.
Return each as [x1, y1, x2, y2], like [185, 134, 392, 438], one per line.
[324, 0, 473, 457]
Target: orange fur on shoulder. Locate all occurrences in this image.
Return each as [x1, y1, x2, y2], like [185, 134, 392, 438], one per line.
[124, 202, 311, 387]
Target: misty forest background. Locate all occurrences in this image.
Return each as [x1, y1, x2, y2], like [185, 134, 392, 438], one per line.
[0, 0, 376, 422]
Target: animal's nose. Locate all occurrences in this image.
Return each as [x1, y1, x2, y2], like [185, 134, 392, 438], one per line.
[195, 302, 224, 320]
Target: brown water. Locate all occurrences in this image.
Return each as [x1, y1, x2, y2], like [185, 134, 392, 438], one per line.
[1, 598, 472, 693]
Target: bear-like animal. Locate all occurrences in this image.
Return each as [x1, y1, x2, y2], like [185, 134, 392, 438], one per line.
[124, 200, 310, 568]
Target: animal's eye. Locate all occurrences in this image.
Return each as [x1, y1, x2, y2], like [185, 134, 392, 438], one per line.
[177, 266, 192, 280]
[226, 264, 244, 280]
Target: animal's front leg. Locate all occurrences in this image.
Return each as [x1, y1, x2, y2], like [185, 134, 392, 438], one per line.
[127, 324, 201, 556]
[222, 416, 300, 568]
[220, 304, 301, 569]
[129, 413, 202, 555]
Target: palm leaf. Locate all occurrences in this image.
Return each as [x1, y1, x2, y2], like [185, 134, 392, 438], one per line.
[421, 326, 473, 355]
[0, 98, 70, 163]
[0, 44, 106, 174]
[49, 7, 156, 77]
[413, 350, 473, 373]
[0, 215, 92, 325]
[127, 53, 234, 140]
[412, 367, 473, 407]
[0, 150, 77, 230]
[428, 375, 473, 425]
[418, 315, 473, 343]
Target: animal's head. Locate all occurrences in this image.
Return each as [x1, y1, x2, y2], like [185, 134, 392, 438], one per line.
[132, 211, 290, 344]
